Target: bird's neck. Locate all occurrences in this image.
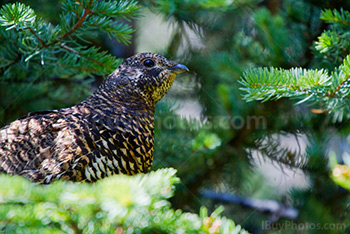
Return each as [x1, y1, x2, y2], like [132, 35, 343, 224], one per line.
[82, 85, 155, 117]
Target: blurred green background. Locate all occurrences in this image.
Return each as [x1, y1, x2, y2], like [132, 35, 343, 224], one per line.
[1, 0, 350, 233]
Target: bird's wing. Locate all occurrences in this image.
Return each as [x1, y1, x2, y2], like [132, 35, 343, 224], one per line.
[0, 110, 88, 183]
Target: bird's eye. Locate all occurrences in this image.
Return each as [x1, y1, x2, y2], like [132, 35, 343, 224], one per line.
[143, 59, 155, 68]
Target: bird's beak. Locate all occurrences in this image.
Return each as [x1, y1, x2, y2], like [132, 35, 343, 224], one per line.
[168, 64, 189, 74]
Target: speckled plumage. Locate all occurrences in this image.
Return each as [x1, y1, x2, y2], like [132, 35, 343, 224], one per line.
[0, 53, 188, 183]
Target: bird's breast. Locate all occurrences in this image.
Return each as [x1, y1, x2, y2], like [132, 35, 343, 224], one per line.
[83, 112, 154, 182]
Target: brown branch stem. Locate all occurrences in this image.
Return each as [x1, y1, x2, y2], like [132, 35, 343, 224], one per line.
[0, 54, 21, 76]
[326, 76, 350, 97]
[58, 1, 92, 41]
[26, 26, 45, 46]
[60, 44, 79, 55]
[40, 0, 94, 49]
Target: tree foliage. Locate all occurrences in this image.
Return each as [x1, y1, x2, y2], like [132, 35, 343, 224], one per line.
[0, 0, 138, 125]
[0, 168, 248, 234]
[238, 6, 350, 231]
[240, 9, 350, 119]
[0, 1, 138, 79]
[148, 1, 350, 233]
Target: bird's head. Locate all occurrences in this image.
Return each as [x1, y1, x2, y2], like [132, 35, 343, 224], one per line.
[104, 52, 189, 106]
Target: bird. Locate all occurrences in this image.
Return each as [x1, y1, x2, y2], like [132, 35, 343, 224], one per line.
[0, 52, 189, 184]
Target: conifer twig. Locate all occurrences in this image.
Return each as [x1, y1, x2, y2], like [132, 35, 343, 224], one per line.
[326, 77, 349, 97]
[26, 26, 45, 46]
[58, 0, 93, 41]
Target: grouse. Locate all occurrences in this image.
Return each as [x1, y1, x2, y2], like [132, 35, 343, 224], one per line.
[0, 52, 189, 184]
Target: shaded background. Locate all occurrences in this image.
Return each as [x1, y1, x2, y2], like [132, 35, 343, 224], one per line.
[1, 0, 350, 233]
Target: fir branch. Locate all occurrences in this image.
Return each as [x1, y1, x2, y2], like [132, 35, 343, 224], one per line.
[315, 8, 350, 67]
[326, 77, 349, 97]
[321, 9, 350, 26]
[0, 3, 36, 29]
[240, 54, 350, 117]
[241, 7, 350, 116]
[240, 67, 330, 102]
[59, 44, 113, 71]
[26, 26, 44, 46]
[0, 1, 139, 79]
[58, 0, 94, 41]
[0, 53, 20, 76]
[59, 44, 79, 55]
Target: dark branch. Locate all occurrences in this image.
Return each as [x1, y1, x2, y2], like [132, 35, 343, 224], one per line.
[26, 26, 45, 46]
[201, 190, 299, 221]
